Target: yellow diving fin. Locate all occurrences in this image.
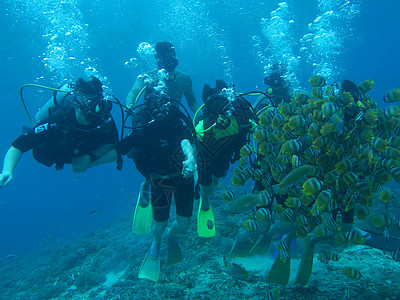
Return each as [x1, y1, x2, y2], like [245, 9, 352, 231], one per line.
[132, 180, 152, 235]
[197, 197, 216, 238]
[138, 249, 160, 282]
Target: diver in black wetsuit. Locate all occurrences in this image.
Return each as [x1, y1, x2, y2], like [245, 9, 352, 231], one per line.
[117, 89, 196, 268]
[0, 76, 119, 187]
[196, 80, 256, 212]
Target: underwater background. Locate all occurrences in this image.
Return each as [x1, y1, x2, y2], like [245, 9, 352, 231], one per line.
[1, 0, 400, 299]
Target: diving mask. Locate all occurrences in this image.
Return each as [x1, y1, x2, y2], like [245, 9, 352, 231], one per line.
[73, 91, 112, 123]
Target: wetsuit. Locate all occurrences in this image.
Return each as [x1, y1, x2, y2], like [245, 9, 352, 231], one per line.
[12, 108, 118, 170]
[117, 104, 195, 222]
[197, 96, 254, 186]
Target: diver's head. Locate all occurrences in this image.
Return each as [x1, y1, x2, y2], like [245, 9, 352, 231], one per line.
[264, 72, 285, 87]
[155, 41, 178, 73]
[202, 80, 233, 129]
[264, 63, 289, 87]
[73, 76, 103, 97]
[70, 76, 112, 125]
[340, 79, 360, 101]
[202, 79, 228, 102]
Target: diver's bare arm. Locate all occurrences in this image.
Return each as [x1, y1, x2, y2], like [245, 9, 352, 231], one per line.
[88, 149, 118, 168]
[184, 77, 198, 114]
[72, 144, 117, 173]
[88, 144, 118, 168]
[181, 139, 196, 178]
[35, 99, 56, 123]
[181, 139, 194, 159]
[0, 146, 23, 186]
[126, 76, 146, 109]
[35, 84, 71, 122]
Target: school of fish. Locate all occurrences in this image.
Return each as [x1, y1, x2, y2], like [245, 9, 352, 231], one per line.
[225, 75, 400, 282]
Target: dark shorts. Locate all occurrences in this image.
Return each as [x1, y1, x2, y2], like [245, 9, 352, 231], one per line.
[198, 156, 230, 186]
[196, 135, 238, 186]
[149, 175, 194, 222]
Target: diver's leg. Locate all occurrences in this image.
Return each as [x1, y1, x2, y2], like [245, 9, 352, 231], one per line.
[211, 175, 220, 187]
[148, 177, 171, 260]
[149, 220, 168, 260]
[200, 184, 212, 211]
[199, 175, 221, 211]
[168, 215, 191, 239]
[166, 175, 194, 266]
[168, 175, 194, 240]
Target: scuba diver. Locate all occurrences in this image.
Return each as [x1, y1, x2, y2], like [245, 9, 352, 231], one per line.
[117, 88, 197, 282]
[0, 76, 119, 187]
[253, 63, 292, 110]
[126, 41, 198, 114]
[35, 76, 104, 123]
[226, 64, 294, 258]
[195, 80, 256, 237]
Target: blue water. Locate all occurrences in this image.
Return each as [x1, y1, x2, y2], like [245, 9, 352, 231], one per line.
[0, 0, 399, 258]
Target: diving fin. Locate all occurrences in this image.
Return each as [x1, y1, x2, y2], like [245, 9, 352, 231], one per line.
[132, 180, 152, 235]
[359, 228, 400, 252]
[197, 197, 216, 238]
[138, 249, 160, 282]
[294, 236, 330, 286]
[166, 237, 183, 267]
[267, 256, 291, 286]
[266, 235, 295, 286]
[228, 233, 252, 258]
[249, 234, 272, 256]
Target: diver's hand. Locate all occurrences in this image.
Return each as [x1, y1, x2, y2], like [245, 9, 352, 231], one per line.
[182, 156, 197, 178]
[0, 173, 13, 188]
[72, 154, 91, 173]
[125, 104, 135, 116]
